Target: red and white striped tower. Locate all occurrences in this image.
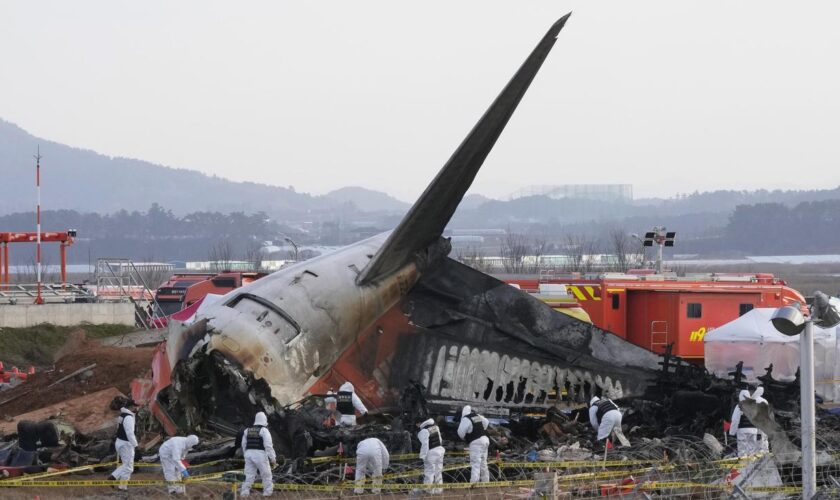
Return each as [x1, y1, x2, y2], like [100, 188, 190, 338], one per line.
[34, 147, 43, 305]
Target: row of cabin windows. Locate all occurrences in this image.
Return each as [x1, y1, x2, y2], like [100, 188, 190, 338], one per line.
[609, 294, 755, 318]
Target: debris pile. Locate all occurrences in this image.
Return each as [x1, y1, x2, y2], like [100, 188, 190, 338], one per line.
[0, 332, 154, 419]
[0, 363, 35, 392]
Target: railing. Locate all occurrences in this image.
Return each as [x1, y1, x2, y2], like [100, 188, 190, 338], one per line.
[0, 283, 94, 305]
[94, 258, 162, 329]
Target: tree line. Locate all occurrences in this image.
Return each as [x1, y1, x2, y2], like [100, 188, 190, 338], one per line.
[0, 204, 300, 264]
[724, 200, 840, 255]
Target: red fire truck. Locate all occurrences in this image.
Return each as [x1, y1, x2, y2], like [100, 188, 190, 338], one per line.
[507, 272, 806, 361]
[155, 271, 267, 316]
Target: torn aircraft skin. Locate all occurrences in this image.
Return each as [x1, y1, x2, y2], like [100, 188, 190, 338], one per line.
[159, 13, 662, 442]
[389, 258, 663, 411]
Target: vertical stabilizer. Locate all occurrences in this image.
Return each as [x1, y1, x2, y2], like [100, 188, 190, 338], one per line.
[357, 14, 571, 285]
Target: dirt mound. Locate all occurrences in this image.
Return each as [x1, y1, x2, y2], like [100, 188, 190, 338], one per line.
[51, 328, 88, 362]
[0, 332, 155, 418]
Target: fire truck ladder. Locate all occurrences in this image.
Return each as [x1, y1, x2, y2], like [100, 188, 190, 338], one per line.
[94, 258, 161, 329]
[650, 320, 669, 354]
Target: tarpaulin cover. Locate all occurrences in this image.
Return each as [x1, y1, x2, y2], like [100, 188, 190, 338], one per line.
[705, 308, 840, 402]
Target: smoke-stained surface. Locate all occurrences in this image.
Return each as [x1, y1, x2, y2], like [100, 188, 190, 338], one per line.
[392, 258, 660, 409]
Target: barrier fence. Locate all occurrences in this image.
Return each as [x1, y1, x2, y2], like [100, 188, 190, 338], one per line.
[4, 438, 840, 498]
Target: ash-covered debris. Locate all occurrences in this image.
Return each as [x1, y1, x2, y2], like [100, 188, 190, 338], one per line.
[4, 356, 840, 499]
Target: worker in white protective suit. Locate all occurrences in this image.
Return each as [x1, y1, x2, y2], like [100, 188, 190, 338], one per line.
[457, 405, 490, 483]
[417, 417, 445, 494]
[336, 381, 368, 426]
[323, 389, 339, 427]
[108, 401, 139, 490]
[325, 390, 337, 410]
[159, 435, 200, 494]
[354, 437, 390, 494]
[589, 396, 628, 446]
[729, 388, 770, 456]
[240, 412, 277, 497]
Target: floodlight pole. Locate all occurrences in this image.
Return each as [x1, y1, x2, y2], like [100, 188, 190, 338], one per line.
[653, 226, 665, 274]
[656, 240, 664, 274]
[801, 317, 817, 499]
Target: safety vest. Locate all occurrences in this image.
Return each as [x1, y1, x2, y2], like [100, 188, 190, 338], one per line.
[464, 413, 487, 443]
[336, 391, 354, 415]
[736, 406, 755, 429]
[115, 412, 132, 441]
[422, 424, 442, 449]
[595, 399, 619, 421]
[245, 426, 265, 451]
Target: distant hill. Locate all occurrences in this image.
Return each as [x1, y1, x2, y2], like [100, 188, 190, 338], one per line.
[448, 185, 840, 229]
[324, 186, 409, 213]
[634, 187, 840, 215]
[0, 119, 358, 219]
[5, 117, 840, 237]
[460, 193, 494, 210]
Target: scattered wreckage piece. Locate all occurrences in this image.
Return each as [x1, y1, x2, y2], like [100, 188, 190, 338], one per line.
[0, 387, 125, 438]
[46, 363, 96, 389]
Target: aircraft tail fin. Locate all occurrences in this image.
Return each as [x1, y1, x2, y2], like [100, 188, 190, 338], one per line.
[357, 14, 571, 285]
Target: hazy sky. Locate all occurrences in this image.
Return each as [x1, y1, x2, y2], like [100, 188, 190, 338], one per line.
[2, 1, 838, 202]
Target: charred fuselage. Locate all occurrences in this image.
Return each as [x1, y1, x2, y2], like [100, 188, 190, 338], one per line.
[161, 14, 665, 441]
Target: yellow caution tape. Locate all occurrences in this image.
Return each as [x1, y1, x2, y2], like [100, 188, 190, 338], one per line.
[2, 461, 119, 482]
[133, 458, 237, 469]
[0, 479, 172, 487]
[308, 450, 470, 464]
[185, 469, 244, 483]
[0, 476, 809, 494]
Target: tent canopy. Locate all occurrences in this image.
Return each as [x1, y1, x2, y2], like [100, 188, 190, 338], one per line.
[705, 308, 839, 401]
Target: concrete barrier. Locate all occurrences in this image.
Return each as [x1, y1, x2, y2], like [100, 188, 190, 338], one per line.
[0, 302, 135, 327]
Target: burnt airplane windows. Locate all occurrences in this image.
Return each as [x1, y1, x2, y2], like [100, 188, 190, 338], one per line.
[225, 293, 301, 344]
[687, 303, 702, 318]
[483, 379, 494, 400]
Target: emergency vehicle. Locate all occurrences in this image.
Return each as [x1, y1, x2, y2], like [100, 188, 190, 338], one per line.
[154, 271, 267, 316]
[507, 272, 805, 361]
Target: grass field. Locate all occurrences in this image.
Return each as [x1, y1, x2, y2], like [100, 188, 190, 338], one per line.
[0, 323, 136, 367]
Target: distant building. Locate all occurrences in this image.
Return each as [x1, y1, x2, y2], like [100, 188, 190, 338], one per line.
[186, 260, 255, 272]
[508, 184, 633, 202]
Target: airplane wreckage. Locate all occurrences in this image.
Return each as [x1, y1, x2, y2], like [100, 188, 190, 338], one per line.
[143, 14, 806, 461]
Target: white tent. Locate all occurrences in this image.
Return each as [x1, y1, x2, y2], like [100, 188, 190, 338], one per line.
[704, 308, 840, 402]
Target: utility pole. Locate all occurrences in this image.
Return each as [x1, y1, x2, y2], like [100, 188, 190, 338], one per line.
[34, 147, 44, 305]
[800, 317, 816, 499]
[772, 292, 840, 499]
